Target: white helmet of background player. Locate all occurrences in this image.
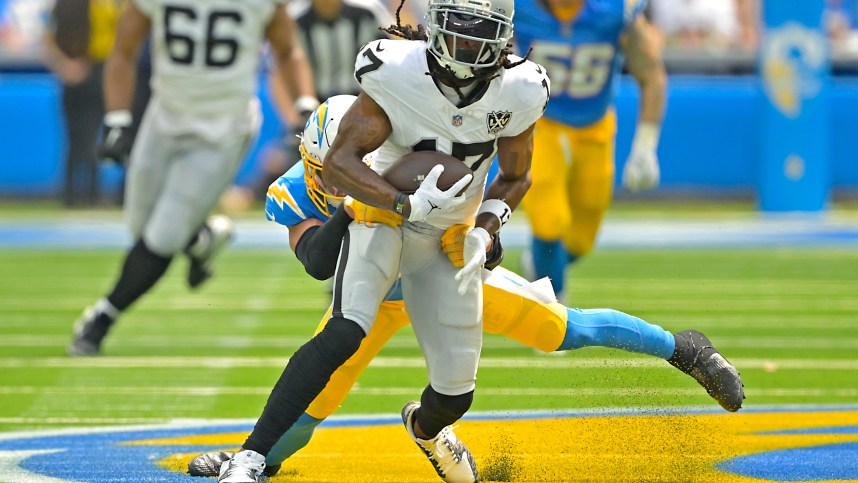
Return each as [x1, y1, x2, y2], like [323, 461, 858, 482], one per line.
[301, 95, 357, 216]
[426, 0, 515, 80]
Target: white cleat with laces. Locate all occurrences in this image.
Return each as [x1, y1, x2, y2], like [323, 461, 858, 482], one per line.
[217, 449, 267, 483]
[401, 401, 479, 483]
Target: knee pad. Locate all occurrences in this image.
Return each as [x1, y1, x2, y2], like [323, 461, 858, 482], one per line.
[416, 386, 474, 438]
[315, 317, 365, 367]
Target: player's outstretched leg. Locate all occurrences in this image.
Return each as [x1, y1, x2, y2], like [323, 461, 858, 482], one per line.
[186, 215, 234, 289]
[401, 401, 478, 483]
[667, 330, 745, 412]
[217, 449, 267, 483]
[68, 238, 173, 356]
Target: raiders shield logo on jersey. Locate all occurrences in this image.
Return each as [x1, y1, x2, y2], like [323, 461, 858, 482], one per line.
[486, 111, 512, 134]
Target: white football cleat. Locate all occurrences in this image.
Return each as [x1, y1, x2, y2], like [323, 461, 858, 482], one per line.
[217, 449, 267, 483]
[187, 214, 234, 289]
[401, 401, 479, 483]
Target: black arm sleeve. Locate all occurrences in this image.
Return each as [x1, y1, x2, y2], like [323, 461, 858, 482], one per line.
[485, 231, 504, 271]
[294, 208, 352, 280]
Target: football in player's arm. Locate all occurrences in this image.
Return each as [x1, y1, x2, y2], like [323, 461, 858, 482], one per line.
[189, 95, 744, 480]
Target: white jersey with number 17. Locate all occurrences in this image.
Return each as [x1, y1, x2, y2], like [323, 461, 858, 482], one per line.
[354, 39, 550, 229]
[133, 0, 282, 143]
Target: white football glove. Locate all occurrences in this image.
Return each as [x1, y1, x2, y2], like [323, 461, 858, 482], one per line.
[407, 164, 473, 223]
[454, 227, 491, 295]
[622, 122, 661, 193]
[622, 149, 660, 192]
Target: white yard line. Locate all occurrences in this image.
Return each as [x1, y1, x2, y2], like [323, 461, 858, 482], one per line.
[3, 334, 858, 349]
[0, 385, 856, 398]
[0, 356, 857, 370]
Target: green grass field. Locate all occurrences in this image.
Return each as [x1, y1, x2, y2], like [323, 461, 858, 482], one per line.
[1, 241, 856, 436]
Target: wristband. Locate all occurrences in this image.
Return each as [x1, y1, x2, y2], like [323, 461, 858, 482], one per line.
[104, 110, 132, 128]
[393, 192, 408, 215]
[294, 95, 320, 116]
[478, 199, 511, 226]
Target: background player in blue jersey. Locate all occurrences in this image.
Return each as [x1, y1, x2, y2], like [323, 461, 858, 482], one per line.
[188, 95, 743, 480]
[515, 0, 667, 300]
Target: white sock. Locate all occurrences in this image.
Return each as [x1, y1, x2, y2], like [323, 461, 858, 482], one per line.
[186, 226, 212, 258]
[95, 298, 120, 320]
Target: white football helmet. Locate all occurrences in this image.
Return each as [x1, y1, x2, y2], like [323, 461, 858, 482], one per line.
[301, 95, 357, 216]
[426, 0, 515, 80]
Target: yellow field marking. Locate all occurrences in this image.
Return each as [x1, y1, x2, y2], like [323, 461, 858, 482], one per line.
[153, 410, 858, 482]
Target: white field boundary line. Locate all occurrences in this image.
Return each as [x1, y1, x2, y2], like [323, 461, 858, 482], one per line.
[3, 335, 858, 349]
[0, 386, 857, 398]
[0, 356, 857, 370]
[4, 403, 858, 428]
[4, 318, 858, 330]
[0, 450, 72, 483]
[3, 403, 858, 429]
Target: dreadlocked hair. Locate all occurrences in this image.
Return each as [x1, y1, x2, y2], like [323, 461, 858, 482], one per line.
[472, 43, 532, 83]
[380, 0, 428, 41]
[380, 0, 532, 99]
[382, 0, 531, 67]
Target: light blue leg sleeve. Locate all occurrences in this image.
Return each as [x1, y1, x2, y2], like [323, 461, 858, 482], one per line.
[559, 308, 676, 359]
[532, 237, 568, 295]
[265, 412, 324, 467]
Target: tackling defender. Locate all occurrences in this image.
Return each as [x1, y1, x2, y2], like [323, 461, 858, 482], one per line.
[188, 95, 744, 481]
[516, 0, 667, 300]
[217, 0, 551, 480]
[67, 0, 315, 356]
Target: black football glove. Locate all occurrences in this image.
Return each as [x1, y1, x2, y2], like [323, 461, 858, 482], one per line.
[485, 231, 504, 271]
[99, 110, 133, 165]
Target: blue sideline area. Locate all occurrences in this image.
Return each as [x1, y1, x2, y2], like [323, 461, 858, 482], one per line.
[3, 74, 858, 198]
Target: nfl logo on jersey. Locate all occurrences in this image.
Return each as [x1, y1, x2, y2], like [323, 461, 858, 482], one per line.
[486, 111, 512, 134]
[452, 115, 463, 126]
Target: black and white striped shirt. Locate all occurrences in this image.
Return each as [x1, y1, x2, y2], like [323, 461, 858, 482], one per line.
[288, 0, 392, 100]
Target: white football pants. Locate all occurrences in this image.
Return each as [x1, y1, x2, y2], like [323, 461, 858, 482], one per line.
[124, 101, 254, 256]
[333, 221, 483, 396]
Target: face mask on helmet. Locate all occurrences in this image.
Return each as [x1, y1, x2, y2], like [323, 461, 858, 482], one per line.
[427, 0, 514, 80]
[300, 95, 357, 217]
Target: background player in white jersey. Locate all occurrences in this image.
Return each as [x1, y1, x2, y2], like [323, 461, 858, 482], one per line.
[187, 95, 743, 480]
[217, 1, 551, 481]
[67, 0, 315, 356]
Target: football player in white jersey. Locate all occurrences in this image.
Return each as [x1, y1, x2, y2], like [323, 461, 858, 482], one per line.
[217, 0, 550, 481]
[187, 95, 743, 481]
[67, 0, 316, 356]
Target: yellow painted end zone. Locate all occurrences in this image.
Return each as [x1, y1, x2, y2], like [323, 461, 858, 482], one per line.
[153, 410, 858, 482]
